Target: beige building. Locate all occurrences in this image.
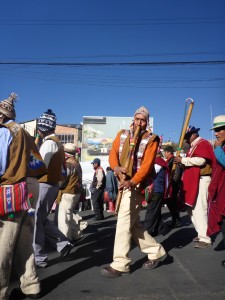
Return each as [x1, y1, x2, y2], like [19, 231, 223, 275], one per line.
[20, 119, 82, 148]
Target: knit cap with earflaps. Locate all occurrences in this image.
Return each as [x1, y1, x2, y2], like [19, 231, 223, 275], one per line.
[0, 93, 17, 119]
[38, 109, 57, 132]
[134, 106, 150, 124]
[131, 105, 152, 133]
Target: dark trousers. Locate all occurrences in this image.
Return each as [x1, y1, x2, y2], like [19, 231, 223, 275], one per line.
[166, 181, 181, 222]
[166, 198, 180, 221]
[144, 192, 165, 236]
[92, 189, 104, 219]
[221, 217, 225, 247]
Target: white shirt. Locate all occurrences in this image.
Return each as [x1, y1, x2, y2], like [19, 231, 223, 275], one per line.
[39, 134, 58, 168]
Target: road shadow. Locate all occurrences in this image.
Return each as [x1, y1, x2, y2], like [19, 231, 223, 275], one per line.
[161, 227, 196, 252]
[40, 218, 117, 297]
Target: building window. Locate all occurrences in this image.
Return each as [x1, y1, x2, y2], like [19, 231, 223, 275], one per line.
[58, 134, 74, 144]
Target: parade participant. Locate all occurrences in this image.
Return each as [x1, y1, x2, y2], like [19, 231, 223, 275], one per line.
[100, 106, 166, 278]
[104, 167, 118, 213]
[91, 158, 106, 220]
[57, 143, 87, 242]
[207, 115, 225, 266]
[174, 126, 216, 249]
[144, 152, 169, 236]
[163, 145, 182, 228]
[0, 93, 46, 300]
[33, 109, 73, 268]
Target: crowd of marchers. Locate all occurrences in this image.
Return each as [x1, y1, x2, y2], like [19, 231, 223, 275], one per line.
[0, 93, 224, 299]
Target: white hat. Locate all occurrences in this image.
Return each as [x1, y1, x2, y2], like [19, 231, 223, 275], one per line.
[210, 115, 225, 130]
[64, 143, 76, 154]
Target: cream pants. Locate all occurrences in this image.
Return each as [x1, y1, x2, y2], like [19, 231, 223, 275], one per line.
[110, 188, 166, 272]
[0, 212, 40, 300]
[58, 193, 84, 241]
[186, 175, 211, 244]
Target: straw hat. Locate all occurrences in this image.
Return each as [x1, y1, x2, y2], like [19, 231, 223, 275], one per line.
[64, 143, 76, 155]
[210, 115, 225, 130]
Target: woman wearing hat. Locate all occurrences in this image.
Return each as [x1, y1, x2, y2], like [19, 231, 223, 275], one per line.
[207, 115, 225, 266]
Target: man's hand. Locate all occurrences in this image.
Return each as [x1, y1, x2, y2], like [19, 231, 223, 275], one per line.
[114, 166, 127, 176]
[119, 180, 135, 190]
[114, 166, 127, 181]
[174, 156, 182, 164]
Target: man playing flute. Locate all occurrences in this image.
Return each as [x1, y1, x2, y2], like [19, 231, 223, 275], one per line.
[100, 106, 167, 278]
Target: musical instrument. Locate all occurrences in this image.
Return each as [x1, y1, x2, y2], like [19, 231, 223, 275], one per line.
[173, 98, 194, 169]
[165, 98, 194, 197]
[114, 125, 141, 215]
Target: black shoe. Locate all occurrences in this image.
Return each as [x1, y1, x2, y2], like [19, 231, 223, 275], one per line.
[214, 241, 225, 251]
[169, 219, 182, 229]
[221, 260, 225, 267]
[60, 242, 73, 259]
[9, 287, 41, 299]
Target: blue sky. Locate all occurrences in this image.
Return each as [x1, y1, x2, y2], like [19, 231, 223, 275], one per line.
[0, 0, 225, 142]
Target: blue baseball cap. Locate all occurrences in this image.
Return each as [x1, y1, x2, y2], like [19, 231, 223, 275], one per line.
[91, 158, 101, 165]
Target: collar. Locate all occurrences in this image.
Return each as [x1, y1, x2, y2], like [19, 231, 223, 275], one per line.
[43, 133, 56, 142]
[190, 136, 201, 148]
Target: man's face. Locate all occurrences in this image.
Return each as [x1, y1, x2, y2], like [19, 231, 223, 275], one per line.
[134, 113, 147, 131]
[92, 162, 98, 170]
[184, 132, 197, 145]
[164, 151, 171, 159]
[214, 126, 225, 144]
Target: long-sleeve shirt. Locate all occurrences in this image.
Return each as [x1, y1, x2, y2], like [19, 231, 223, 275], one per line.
[109, 130, 158, 185]
[214, 145, 225, 167]
[39, 134, 58, 168]
[0, 124, 13, 176]
[181, 137, 206, 167]
[95, 167, 105, 189]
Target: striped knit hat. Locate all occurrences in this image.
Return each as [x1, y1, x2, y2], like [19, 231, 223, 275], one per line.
[132, 105, 151, 132]
[38, 109, 56, 132]
[0, 93, 17, 119]
[134, 106, 150, 123]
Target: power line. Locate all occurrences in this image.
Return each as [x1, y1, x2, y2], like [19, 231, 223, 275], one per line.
[0, 17, 225, 26]
[0, 60, 225, 66]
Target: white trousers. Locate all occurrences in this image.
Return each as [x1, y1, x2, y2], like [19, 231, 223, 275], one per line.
[0, 212, 40, 300]
[58, 193, 85, 241]
[110, 188, 166, 272]
[186, 176, 211, 244]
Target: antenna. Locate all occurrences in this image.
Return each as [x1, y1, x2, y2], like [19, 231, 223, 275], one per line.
[210, 104, 214, 145]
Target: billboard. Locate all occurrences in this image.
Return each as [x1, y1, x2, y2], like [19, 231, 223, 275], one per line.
[81, 116, 153, 163]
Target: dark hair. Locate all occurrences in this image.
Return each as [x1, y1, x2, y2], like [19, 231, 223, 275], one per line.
[163, 146, 174, 153]
[106, 167, 112, 172]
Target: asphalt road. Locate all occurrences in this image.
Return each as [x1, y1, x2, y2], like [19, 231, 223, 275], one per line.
[10, 207, 225, 300]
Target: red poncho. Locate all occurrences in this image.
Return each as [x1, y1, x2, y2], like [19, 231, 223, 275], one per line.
[207, 145, 225, 236]
[181, 138, 216, 207]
